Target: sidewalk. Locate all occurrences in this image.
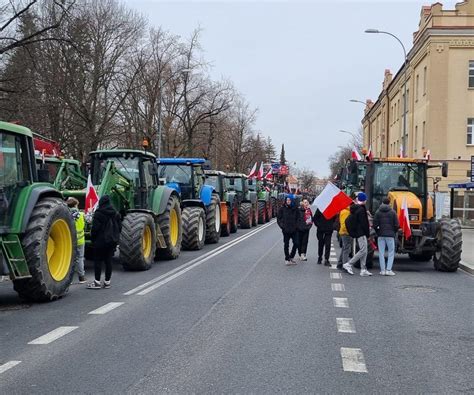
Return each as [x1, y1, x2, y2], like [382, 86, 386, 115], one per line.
[460, 229, 474, 274]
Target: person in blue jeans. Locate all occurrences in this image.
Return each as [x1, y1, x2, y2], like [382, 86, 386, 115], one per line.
[373, 197, 399, 276]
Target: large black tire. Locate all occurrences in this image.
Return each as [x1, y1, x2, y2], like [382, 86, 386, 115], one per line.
[182, 207, 206, 250]
[258, 201, 267, 224]
[409, 252, 433, 262]
[14, 198, 76, 302]
[433, 219, 462, 272]
[156, 194, 182, 260]
[206, 194, 221, 244]
[221, 205, 231, 237]
[266, 201, 272, 222]
[252, 203, 258, 227]
[120, 212, 156, 271]
[230, 204, 238, 233]
[239, 202, 252, 229]
[271, 197, 277, 218]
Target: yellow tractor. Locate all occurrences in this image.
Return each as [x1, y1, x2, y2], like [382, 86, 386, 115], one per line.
[340, 157, 462, 272]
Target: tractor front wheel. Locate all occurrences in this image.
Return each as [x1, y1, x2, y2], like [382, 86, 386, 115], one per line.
[433, 219, 462, 272]
[252, 204, 258, 227]
[156, 195, 182, 260]
[206, 194, 221, 244]
[120, 212, 156, 271]
[182, 207, 206, 250]
[258, 201, 266, 224]
[15, 198, 76, 302]
[230, 204, 238, 233]
[239, 202, 252, 229]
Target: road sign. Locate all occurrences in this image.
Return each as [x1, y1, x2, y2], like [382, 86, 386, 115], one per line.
[471, 156, 474, 182]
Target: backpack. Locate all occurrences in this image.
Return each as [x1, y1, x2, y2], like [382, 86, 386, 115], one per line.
[103, 215, 121, 246]
[345, 211, 357, 237]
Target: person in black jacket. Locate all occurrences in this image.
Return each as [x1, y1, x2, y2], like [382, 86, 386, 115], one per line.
[87, 195, 121, 289]
[313, 209, 336, 266]
[373, 196, 399, 276]
[297, 198, 313, 261]
[277, 195, 300, 265]
[342, 192, 372, 276]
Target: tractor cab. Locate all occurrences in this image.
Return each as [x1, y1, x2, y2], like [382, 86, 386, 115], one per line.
[225, 173, 247, 202]
[204, 170, 225, 199]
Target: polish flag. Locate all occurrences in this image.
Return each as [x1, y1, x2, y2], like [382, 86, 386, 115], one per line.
[85, 173, 99, 214]
[367, 146, 374, 161]
[248, 162, 258, 178]
[256, 162, 264, 180]
[399, 145, 404, 158]
[264, 168, 273, 180]
[312, 182, 352, 220]
[424, 149, 431, 161]
[41, 149, 46, 165]
[398, 197, 412, 240]
[351, 148, 362, 161]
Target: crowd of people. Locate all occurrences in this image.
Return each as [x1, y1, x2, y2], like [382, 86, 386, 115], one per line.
[276, 192, 400, 276]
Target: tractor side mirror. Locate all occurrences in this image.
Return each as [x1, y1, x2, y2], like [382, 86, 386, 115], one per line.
[441, 162, 448, 178]
[38, 169, 50, 183]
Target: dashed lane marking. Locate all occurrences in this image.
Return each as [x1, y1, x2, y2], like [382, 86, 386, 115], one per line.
[333, 297, 349, 308]
[28, 326, 78, 345]
[88, 302, 124, 315]
[336, 318, 356, 333]
[0, 361, 21, 374]
[340, 347, 368, 373]
[331, 283, 345, 292]
[330, 272, 342, 279]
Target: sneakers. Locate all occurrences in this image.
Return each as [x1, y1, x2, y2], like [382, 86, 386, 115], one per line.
[300, 254, 307, 261]
[317, 257, 322, 265]
[103, 280, 111, 288]
[86, 280, 101, 289]
[342, 263, 354, 275]
[360, 270, 373, 277]
[78, 275, 86, 284]
[285, 260, 291, 266]
[285, 259, 297, 266]
[385, 270, 396, 276]
[324, 260, 331, 267]
[379, 270, 386, 276]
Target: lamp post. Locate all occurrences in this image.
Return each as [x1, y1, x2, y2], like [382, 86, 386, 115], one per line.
[365, 28, 408, 157]
[349, 99, 371, 148]
[338, 129, 358, 140]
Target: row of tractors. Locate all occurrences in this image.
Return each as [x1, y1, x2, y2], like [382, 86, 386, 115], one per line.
[0, 121, 283, 302]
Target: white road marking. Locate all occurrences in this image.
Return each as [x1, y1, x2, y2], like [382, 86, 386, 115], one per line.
[331, 272, 342, 279]
[125, 220, 276, 295]
[331, 283, 345, 292]
[333, 297, 349, 308]
[0, 361, 21, 374]
[88, 302, 124, 315]
[330, 252, 337, 256]
[330, 265, 338, 270]
[340, 347, 368, 372]
[137, 221, 276, 296]
[28, 326, 78, 345]
[336, 318, 356, 333]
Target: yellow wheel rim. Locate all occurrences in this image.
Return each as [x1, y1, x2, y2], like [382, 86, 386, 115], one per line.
[47, 219, 73, 282]
[169, 208, 179, 247]
[143, 225, 152, 259]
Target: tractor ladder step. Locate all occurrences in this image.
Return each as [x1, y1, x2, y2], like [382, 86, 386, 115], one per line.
[0, 235, 31, 280]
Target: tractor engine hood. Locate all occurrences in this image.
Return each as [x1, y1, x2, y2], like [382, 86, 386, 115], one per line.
[387, 191, 422, 225]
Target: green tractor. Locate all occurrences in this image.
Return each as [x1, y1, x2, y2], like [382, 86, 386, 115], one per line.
[255, 180, 273, 224]
[225, 173, 258, 229]
[0, 121, 77, 301]
[36, 156, 86, 191]
[64, 149, 182, 270]
[204, 170, 239, 237]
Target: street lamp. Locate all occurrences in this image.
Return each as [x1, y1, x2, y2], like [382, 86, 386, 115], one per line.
[156, 68, 192, 158]
[338, 129, 358, 140]
[365, 28, 408, 157]
[349, 99, 366, 105]
[350, 99, 371, 149]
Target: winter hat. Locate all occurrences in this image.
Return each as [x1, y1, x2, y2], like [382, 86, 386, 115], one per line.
[285, 194, 295, 205]
[357, 192, 367, 202]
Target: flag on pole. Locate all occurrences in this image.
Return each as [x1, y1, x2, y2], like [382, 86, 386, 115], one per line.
[398, 197, 412, 240]
[399, 145, 404, 158]
[312, 182, 352, 220]
[424, 149, 431, 161]
[41, 149, 46, 165]
[367, 146, 374, 161]
[85, 173, 99, 214]
[351, 148, 362, 161]
[256, 162, 264, 180]
[248, 162, 257, 178]
[264, 168, 273, 180]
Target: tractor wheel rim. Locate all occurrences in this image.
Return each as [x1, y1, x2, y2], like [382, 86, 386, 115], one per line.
[215, 205, 221, 232]
[142, 225, 153, 259]
[169, 208, 179, 246]
[198, 215, 205, 241]
[47, 219, 73, 282]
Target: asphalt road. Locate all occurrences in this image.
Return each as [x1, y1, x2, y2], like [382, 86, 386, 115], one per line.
[0, 221, 473, 394]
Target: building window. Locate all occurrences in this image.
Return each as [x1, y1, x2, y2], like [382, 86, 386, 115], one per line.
[414, 125, 418, 153]
[423, 66, 427, 95]
[469, 61, 474, 88]
[416, 74, 419, 101]
[422, 121, 426, 147]
[468, 118, 474, 145]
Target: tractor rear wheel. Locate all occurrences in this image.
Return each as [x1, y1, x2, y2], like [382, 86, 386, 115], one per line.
[182, 207, 206, 250]
[206, 194, 221, 244]
[120, 212, 156, 271]
[271, 197, 277, 218]
[258, 201, 266, 224]
[252, 203, 258, 227]
[221, 206, 231, 237]
[239, 202, 252, 229]
[230, 204, 238, 233]
[156, 194, 182, 260]
[409, 252, 433, 262]
[15, 198, 76, 302]
[266, 201, 272, 222]
[433, 219, 462, 272]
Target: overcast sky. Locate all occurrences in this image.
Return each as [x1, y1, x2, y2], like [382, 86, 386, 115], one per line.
[123, 0, 459, 176]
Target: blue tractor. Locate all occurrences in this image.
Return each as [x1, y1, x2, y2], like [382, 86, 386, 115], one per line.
[157, 158, 221, 250]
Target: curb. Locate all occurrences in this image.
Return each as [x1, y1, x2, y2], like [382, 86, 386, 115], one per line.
[459, 261, 474, 275]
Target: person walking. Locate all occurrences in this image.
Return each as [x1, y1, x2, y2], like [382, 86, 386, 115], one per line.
[66, 197, 86, 283]
[337, 204, 353, 270]
[313, 209, 336, 266]
[277, 194, 300, 266]
[297, 198, 313, 261]
[342, 192, 372, 276]
[373, 196, 399, 276]
[87, 195, 121, 289]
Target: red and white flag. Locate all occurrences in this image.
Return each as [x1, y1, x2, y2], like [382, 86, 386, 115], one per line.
[398, 197, 412, 240]
[264, 168, 273, 180]
[312, 182, 352, 220]
[85, 173, 99, 214]
[256, 162, 264, 180]
[367, 146, 374, 161]
[424, 149, 431, 161]
[399, 145, 404, 158]
[41, 149, 46, 165]
[248, 162, 258, 178]
[351, 148, 362, 161]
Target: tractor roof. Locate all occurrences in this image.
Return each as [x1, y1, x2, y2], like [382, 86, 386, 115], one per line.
[226, 172, 247, 178]
[157, 158, 206, 165]
[90, 149, 156, 159]
[0, 121, 33, 137]
[356, 157, 428, 164]
[205, 170, 226, 176]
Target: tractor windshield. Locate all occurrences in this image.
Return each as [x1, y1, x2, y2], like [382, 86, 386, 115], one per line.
[159, 165, 192, 185]
[226, 177, 243, 192]
[206, 175, 221, 193]
[247, 178, 256, 191]
[36, 159, 60, 184]
[92, 156, 141, 186]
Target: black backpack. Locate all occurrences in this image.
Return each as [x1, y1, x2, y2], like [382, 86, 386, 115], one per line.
[103, 215, 121, 246]
[345, 211, 357, 237]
